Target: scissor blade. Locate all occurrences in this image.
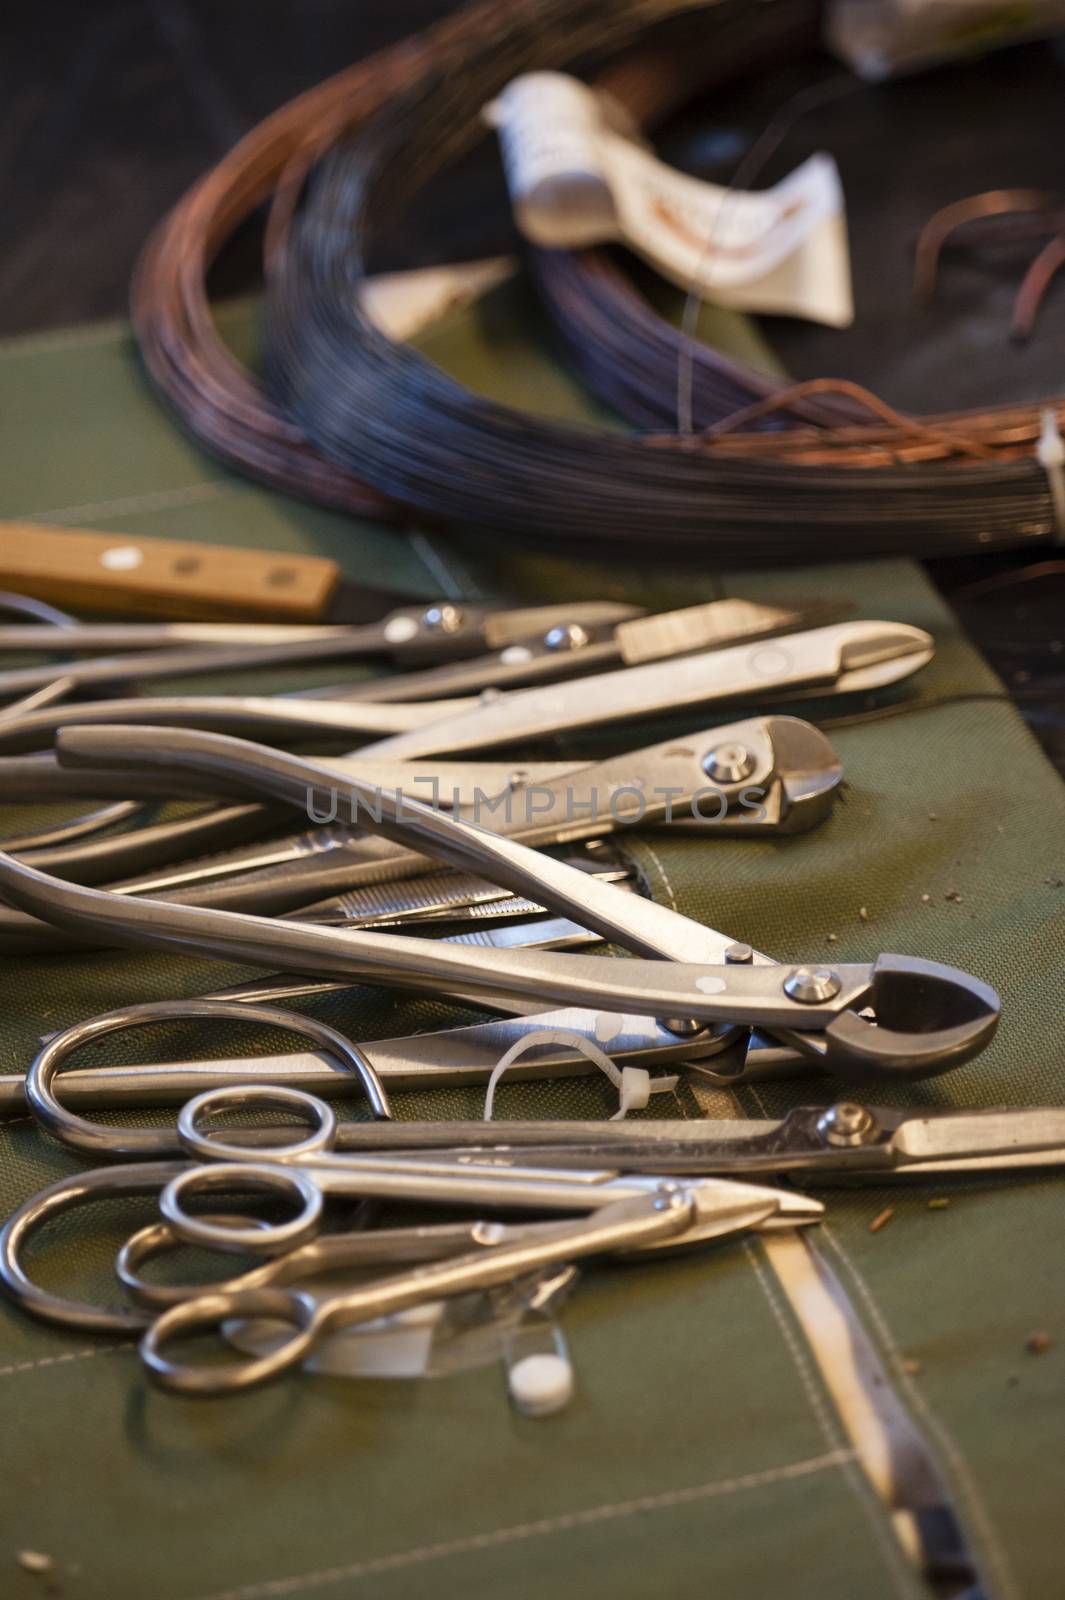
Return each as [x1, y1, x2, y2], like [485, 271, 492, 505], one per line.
[890, 1107, 1065, 1171]
[318, 1118, 794, 1162]
[683, 1179, 823, 1242]
[646, 1192, 783, 1249]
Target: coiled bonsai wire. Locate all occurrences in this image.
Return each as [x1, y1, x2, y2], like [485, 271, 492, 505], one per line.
[261, 0, 1059, 559]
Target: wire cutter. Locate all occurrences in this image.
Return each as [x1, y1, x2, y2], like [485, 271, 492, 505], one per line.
[0, 619, 931, 753]
[0, 725, 1001, 1085]
[0, 714, 842, 953]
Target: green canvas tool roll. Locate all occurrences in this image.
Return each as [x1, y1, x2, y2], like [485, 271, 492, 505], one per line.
[0, 284, 1061, 1600]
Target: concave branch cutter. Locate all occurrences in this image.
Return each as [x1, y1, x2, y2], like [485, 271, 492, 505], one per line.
[0, 725, 1000, 1086]
[0, 714, 841, 953]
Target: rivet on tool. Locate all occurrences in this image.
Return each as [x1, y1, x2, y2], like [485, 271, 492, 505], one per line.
[783, 966, 842, 1004]
[422, 603, 464, 633]
[725, 942, 754, 964]
[702, 743, 755, 784]
[544, 623, 590, 652]
[653, 1181, 684, 1209]
[817, 1103, 876, 1147]
[661, 1017, 705, 1038]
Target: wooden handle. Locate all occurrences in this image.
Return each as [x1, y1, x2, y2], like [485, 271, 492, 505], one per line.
[0, 524, 341, 620]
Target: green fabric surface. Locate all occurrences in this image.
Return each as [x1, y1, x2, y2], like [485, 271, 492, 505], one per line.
[0, 286, 1061, 1600]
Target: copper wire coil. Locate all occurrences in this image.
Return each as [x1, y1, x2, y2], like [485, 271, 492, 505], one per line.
[132, 0, 1063, 561]
[132, 0, 798, 515]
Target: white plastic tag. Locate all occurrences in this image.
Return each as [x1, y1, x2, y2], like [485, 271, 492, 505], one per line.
[225, 1303, 443, 1378]
[360, 257, 515, 340]
[486, 72, 853, 328]
[482, 1027, 678, 1122]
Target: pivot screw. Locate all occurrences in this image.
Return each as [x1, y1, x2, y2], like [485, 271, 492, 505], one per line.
[544, 623, 590, 652]
[422, 603, 464, 633]
[725, 942, 754, 964]
[817, 1102, 875, 1147]
[661, 1017, 705, 1038]
[783, 966, 842, 1004]
[703, 743, 755, 784]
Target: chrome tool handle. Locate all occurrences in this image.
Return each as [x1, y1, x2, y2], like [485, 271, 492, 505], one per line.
[0, 845, 880, 1034]
[55, 724, 747, 964]
[0, 692, 476, 754]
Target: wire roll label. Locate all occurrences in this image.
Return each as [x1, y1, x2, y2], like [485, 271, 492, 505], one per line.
[486, 72, 854, 328]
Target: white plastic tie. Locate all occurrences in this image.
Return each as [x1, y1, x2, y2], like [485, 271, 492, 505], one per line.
[1036, 407, 1065, 541]
[482, 1029, 679, 1122]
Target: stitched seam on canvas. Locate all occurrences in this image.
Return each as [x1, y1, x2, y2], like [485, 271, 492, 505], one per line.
[17, 481, 233, 523]
[743, 1240, 917, 1600]
[188, 1450, 856, 1600]
[0, 1342, 132, 1378]
[822, 1224, 1020, 1600]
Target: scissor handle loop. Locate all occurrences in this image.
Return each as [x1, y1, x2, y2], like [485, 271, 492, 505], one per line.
[178, 1084, 337, 1163]
[117, 1214, 278, 1310]
[141, 1286, 316, 1394]
[25, 998, 391, 1159]
[161, 1162, 324, 1256]
[0, 1160, 187, 1334]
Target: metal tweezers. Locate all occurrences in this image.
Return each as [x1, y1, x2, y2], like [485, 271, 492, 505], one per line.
[0, 724, 1000, 1084]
